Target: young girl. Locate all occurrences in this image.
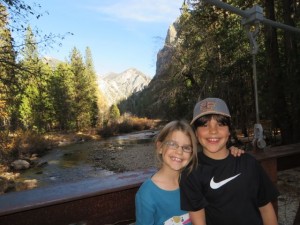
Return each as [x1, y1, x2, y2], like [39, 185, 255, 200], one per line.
[135, 120, 244, 225]
[135, 120, 198, 225]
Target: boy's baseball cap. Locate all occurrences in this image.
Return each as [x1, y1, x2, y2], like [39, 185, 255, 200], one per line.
[191, 97, 231, 125]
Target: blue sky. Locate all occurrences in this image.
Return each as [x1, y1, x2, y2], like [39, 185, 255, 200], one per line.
[25, 0, 184, 78]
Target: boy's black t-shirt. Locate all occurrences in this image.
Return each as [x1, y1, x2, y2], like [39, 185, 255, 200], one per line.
[180, 152, 280, 225]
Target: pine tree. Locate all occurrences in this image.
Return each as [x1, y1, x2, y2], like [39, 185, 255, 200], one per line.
[0, 3, 18, 131]
[109, 104, 120, 121]
[18, 26, 53, 132]
[69, 47, 92, 129]
[84, 47, 100, 127]
[49, 63, 76, 130]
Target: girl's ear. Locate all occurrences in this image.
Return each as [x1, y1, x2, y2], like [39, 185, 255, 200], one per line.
[156, 141, 163, 154]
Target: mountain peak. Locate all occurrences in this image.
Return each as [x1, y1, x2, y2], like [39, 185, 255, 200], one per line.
[98, 68, 151, 106]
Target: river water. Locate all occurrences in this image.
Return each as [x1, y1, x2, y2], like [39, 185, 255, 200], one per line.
[17, 130, 157, 188]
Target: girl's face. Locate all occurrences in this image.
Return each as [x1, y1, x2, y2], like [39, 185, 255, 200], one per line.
[158, 130, 192, 172]
[195, 117, 230, 159]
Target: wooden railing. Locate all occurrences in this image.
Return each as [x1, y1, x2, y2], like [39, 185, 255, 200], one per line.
[0, 168, 156, 225]
[250, 143, 300, 217]
[0, 143, 300, 225]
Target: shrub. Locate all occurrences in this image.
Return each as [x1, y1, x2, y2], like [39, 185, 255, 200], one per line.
[97, 115, 159, 138]
[9, 130, 51, 158]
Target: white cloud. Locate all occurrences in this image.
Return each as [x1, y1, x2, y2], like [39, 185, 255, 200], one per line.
[88, 0, 183, 23]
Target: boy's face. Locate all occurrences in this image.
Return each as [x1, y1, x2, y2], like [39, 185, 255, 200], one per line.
[195, 117, 230, 159]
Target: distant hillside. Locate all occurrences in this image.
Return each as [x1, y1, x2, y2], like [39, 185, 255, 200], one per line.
[98, 68, 151, 106]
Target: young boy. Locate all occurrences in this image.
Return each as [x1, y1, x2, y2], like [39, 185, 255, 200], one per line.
[180, 97, 279, 225]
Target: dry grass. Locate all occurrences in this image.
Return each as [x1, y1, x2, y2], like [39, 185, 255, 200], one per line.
[98, 116, 160, 138]
[0, 130, 100, 165]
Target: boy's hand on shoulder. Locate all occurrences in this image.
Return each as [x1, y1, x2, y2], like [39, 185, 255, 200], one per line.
[229, 146, 245, 157]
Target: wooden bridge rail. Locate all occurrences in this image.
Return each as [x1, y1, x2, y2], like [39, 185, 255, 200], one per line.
[0, 168, 156, 225]
[250, 143, 300, 218]
[0, 143, 300, 225]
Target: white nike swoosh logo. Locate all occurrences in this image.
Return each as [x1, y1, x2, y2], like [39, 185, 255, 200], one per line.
[210, 173, 241, 189]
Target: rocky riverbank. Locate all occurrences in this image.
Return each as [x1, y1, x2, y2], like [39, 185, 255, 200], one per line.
[89, 141, 156, 172]
[0, 131, 101, 194]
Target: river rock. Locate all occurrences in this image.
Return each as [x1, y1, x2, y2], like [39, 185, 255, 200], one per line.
[15, 179, 38, 191]
[36, 161, 48, 167]
[11, 160, 30, 170]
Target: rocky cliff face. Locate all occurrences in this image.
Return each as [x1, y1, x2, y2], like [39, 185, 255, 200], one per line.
[155, 19, 179, 77]
[98, 68, 151, 106]
[117, 19, 181, 118]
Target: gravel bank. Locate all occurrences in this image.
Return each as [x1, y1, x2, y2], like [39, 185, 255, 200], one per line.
[89, 142, 157, 172]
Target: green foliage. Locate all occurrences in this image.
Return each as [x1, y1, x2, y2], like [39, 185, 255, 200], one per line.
[0, 1, 109, 160]
[109, 104, 120, 121]
[16, 29, 55, 133]
[0, 11, 104, 134]
[84, 47, 101, 127]
[1, 0, 300, 149]
[21, 26, 39, 61]
[49, 63, 77, 130]
[0, 4, 18, 131]
[119, 0, 300, 145]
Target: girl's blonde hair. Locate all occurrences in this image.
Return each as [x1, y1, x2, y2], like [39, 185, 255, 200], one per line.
[154, 120, 198, 174]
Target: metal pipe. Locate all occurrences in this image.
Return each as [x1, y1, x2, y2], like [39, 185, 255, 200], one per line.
[262, 18, 300, 34]
[252, 53, 260, 123]
[202, 0, 300, 34]
[203, 0, 249, 17]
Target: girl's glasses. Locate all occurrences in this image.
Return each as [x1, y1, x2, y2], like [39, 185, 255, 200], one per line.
[163, 140, 192, 153]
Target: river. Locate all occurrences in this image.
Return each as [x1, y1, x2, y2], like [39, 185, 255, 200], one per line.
[16, 129, 158, 188]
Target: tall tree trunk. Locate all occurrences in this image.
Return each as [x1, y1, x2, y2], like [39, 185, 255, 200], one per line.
[282, 0, 300, 143]
[263, 0, 293, 144]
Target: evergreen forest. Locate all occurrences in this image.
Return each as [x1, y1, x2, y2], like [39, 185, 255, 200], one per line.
[0, 1, 109, 158]
[119, 0, 300, 146]
[1, 0, 300, 162]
